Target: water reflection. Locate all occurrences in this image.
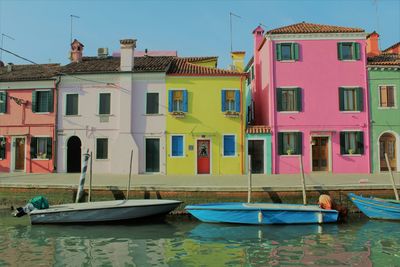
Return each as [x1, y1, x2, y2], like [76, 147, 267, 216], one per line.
[1, 210, 399, 266]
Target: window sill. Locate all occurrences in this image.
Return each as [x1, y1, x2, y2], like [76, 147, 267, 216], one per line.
[278, 111, 300, 114]
[96, 114, 114, 116]
[277, 60, 296, 63]
[170, 112, 186, 118]
[222, 155, 237, 158]
[95, 158, 110, 161]
[340, 111, 361, 113]
[170, 155, 185, 158]
[377, 107, 397, 110]
[224, 112, 239, 118]
[339, 59, 359, 62]
[342, 154, 363, 157]
[34, 112, 51, 115]
[280, 154, 300, 157]
[64, 114, 81, 117]
[144, 113, 164, 116]
[32, 158, 50, 161]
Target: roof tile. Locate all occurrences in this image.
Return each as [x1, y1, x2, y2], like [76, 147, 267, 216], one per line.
[0, 64, 60, 82]
[367, 53, 400, 66]
[267, 22, 364, 35]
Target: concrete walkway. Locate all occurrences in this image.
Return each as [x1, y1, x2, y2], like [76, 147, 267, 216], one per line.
[1, 172, 399, 192]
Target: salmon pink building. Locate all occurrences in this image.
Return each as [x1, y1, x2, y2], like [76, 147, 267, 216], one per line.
[0, 63, 59, 173]
[252, 22, 371, 174]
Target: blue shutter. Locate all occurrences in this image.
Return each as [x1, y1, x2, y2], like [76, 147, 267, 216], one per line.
[168, 90, 173, 112]
[183, 90, 188, 112]
[235, 90, 240, 112]
[172, 136, 183, 156]
[177, 136, 183, 156]
[32, 91, 37, 113]
[224, 135, 235, 156]
[221, 90, 226, 112]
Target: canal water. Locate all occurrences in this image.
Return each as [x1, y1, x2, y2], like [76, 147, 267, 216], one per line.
[1, 210, 399, 266]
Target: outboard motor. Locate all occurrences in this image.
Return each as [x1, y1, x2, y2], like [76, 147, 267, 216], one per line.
[13, 196, 49, 217]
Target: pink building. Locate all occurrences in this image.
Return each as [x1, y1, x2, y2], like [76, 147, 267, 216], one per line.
[0, 63, 59, 173]
[252, 22, 370, 174]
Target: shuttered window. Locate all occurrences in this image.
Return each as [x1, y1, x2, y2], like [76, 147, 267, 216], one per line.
[338, 42, 361, 60]
[0, 137, 6, 159]
[99, 93, 111, 115]
[223, 135, 236, 156]
[340, 131, 364, 155]
[276, 43, 299, 61]
[0, 91, 7, 113]
[168, 90, 188, 113]
[339, 87, 363, 111]
[66, 94, 79, 115]
[171, 135, 184, 157]
[96, 138, 108, 159]
[146, 93, 159, 114]
[221, 89, 240, 113]
[379, 86, 395, 107]
[277, 88, 302, 112]
[32, 90, 53, 113]
[30, 137, 52, 159]
[278, 132, 302, 155]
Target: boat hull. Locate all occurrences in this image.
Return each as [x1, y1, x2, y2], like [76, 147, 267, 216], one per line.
[29, 199, 182, 224]
[348, 193, 400, 220]
[185, 203, 338, 225]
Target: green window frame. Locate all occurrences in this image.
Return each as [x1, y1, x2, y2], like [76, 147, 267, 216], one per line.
[96, 138, 108, 159]
[99, 93, 111, 115]
[32, 90, 53, 113]
[278, 132, 302, 155]
[276, 43, 299, 61]
[337, 42, 361, 60]
[339, 87, 363, 111]
[340, 131, 364, 155]
[146, 92, 159, 114]
[277, 88, 302, 112]
[0, 91, 7, 113]
[30, 137, 52, 159]
[66, 94, 79, 115]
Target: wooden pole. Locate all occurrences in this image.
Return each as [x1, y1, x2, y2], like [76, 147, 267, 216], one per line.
[248, 155, 252, 203]
[88, 151, 93, 202]
[299, 155, 307, 205]
[126, 150, 133, 200]
[385, 153, 399, 201]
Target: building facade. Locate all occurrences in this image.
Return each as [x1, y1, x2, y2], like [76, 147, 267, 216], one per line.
[253, 22, 370, 174]
[0, 64, 59, 173]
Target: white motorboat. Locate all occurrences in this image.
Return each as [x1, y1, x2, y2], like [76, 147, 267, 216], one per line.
[29, 199, 182, 224]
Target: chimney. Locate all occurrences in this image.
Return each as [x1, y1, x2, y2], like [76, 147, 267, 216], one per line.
[0, 61, 4, 67]
[230, 51, 246, 72]
[120, 39, 137, 71]
[366, 31, 380, 57]
[252, 25, 265, 52]
[97, 47, 109, 58]
[70, 39, 84, 63]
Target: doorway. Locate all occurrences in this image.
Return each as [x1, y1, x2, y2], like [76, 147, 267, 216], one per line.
[248, 140, 264, 174]
[312, 136, 329, 171]
[14, 137, 25, 171]
[67, 136, 81, 173]
[145, 138, 160, 173]
[379, 133, 397, 171]
[197, 139, 210, 174]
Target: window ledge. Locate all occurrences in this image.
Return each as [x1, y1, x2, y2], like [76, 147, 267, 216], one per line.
[278, 111, 300, 114]
[278, 60, 296, 63]
[222, 155, 237, 158]
[32, 158, 50, 161]
[64, 114, 81, 117]
[339, 59, 358, 62]
[280, 154, 300, 157]
[171, 112, 186, 118]
[170, 155, 185, 158]
[96, 114, 114, 117]
[224, 112, 239, 118]
[95, 158, 110, 161]
[144, 113, 164, 116]
[377, 107, 397, 110]
[342, 154, 363, 157]
[34, 112, 51, 115]
[340, 111, 361, 113]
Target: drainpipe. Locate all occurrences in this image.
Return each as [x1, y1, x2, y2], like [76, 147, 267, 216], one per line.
[240, 75, 245, 174]
[53, 76, 61, 173]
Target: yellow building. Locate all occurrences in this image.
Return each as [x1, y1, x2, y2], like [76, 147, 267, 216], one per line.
[166, 54, 246, 175]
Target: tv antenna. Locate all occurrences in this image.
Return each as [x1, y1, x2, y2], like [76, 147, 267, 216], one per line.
[0, 33, 15, 61]
[230, 12, 241, 52]
[70, 14, 80, 44]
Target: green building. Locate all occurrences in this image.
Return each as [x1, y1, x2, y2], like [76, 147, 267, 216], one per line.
[368, 52, 400, 172]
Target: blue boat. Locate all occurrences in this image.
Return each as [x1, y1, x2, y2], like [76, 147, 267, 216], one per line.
[348, 193, 400, 220]
[185, 202, 339, 225]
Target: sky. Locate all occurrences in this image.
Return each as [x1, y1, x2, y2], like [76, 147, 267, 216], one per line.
[0, 0, 399, 69]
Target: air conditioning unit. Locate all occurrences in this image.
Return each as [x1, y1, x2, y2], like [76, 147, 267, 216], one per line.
[229, 64, 237, 71]
[97, 48, 109, 58]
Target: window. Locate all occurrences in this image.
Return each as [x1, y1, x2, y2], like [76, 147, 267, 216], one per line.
[0, 91, 7, 113]
[223, 135, 236, 156]
[251, 65, 255, 80]
[338, 42, 360, 60]
[171, 135, 184, 157]
[277, 88, 302, 112]
[340, 131, 364, 155]
[221, 89, 240, 113]
[278, 132, 302, 155]
[339, 87, 363, 111]
[30, 137, 52, 159]
[32, 90, 53, 113]
[168, 90, 188, 113]
[379, 86, 395, 108]
[99, 93, 111, 115]
[66, 94, 79, 115]
[96, 138, 108, 159]
[0, 137, 6, 159]
[276, 43, 299, 61]
[146, 93, 159, 114]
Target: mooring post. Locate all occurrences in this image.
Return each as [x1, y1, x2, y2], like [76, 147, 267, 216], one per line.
[76, 149, 90, 203]
[299, 155, 307, 205]
[88, 151, 93, 202]
[126, 150, 133, 200]
[248, 155, 252, 203]
[385, 153, 399, 201]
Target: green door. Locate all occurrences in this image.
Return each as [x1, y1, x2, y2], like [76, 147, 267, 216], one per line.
[146, 138, 160, 173]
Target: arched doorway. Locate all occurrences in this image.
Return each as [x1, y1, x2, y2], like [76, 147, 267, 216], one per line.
[67, 136, 81, 173]
[379, 133, 397, 171]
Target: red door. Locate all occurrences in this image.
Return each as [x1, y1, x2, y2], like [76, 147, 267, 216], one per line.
[197, 140, 210, 174]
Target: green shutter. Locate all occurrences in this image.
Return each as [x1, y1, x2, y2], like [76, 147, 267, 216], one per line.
[296, 88, 302, 111]
[337, 43, 343, 60]
[30, 137, 37, 158]
[357, 87, 363, 111]
[48, 90, 54, 112]
[293, 43, 299, 61]
[276, 88, 282, 112]
[354, 42, 361, 60]
[278, 133, 283, 155]
[32, 91, 37, 113]
[46, 137, 52, 159]
[0, 137, 6, 159]
[356, 132, 364, 154]
[0, 91, 7, 113]
[296, 132, 303, 155]
[340, 132, 345, 154]
[276, 43, 282, 61]
[339, 87, 344, 111]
